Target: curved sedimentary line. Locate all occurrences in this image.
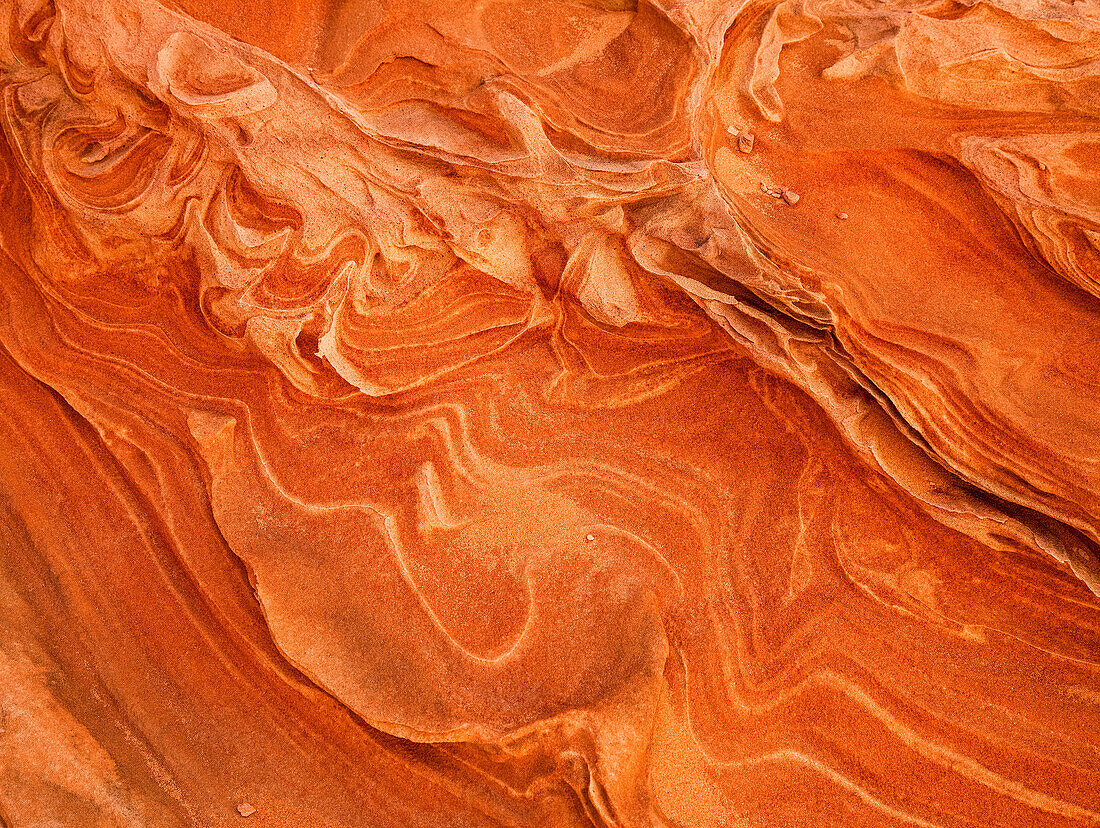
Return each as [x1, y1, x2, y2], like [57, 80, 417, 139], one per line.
[831, 525, 1100, 669]
[736, 748, 946, 828]
[706, 622, 1100, 824]
[236, 407, 543, 668]
[412, 398, 727, 552]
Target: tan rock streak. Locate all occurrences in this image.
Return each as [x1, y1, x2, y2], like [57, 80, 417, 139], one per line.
[0, 0, 1098, 824]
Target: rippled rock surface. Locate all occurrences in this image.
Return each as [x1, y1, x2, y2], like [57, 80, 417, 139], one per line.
[1, 0, 1099, 824]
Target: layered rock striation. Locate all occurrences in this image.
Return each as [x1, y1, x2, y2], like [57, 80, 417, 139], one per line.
[0, 0, 1098, 824]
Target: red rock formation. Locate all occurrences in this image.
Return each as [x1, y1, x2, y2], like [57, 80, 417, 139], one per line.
[0, 0, 1098, 824]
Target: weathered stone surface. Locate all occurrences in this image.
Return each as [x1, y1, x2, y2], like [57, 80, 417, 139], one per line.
[0, 0, 1098, 824]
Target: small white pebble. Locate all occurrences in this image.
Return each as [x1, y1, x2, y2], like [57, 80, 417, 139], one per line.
[237, 804, 257, 818]
[586, 534, 595, 542]
[837, 212, 849, 220]
[726, 125, 739, 136]
[782, 189, 800, 205]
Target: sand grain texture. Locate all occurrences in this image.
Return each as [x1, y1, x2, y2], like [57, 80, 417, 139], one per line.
[0, 0, 1099, 824]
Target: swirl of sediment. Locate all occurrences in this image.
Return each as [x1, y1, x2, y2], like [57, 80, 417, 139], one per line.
[0, 0, 1097, 825]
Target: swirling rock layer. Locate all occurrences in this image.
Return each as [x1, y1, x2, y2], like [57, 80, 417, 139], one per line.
[0, 0, 1098, 825]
